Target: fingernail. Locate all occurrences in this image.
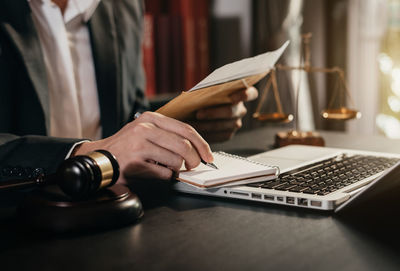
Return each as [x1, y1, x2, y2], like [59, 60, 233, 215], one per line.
[208, 152, 214, 162]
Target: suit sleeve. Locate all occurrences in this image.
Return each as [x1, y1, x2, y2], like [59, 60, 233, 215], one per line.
[0, 134, 82, 179]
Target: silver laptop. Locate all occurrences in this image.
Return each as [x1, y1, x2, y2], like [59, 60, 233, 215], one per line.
[173, 145, 400, 211]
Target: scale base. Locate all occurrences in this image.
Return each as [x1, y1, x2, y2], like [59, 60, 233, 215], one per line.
[274, 130, 325, 148]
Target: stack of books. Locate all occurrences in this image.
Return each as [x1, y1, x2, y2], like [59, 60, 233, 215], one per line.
[143, 0, 210, 97]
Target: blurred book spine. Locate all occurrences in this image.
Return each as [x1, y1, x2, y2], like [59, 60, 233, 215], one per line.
[194, 0, 210, 82]
[170, 0, 197, 91]
[155, 14, 171, 94]
[144, 0, 210, 97]
[142, 14, 157, 97]
[170, 14, 184, 93]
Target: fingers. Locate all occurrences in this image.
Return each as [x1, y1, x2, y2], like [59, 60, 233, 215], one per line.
[196, 102, 247, 120]
[230, 86, 258, 104]
[128, 121, 199, 169]
[195, 87, 257, 120]
[138, 112, 213, 163]
[143, 162, 176, 180]
[141, 139, 184, 171]
[78, 112, 213, 183]
[123, 158, 176, 180]
[189, 117, 242, 143]
[116, 138, 184, 181]
[144, 126, 201, 169]
[193, 101, 248, 144]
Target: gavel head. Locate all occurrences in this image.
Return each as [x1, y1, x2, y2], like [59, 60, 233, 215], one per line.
[56, 150, 119, 199]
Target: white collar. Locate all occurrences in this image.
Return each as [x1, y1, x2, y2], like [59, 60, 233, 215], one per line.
[28, 0, 100, 23]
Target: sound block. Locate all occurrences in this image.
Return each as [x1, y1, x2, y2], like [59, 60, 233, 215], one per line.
[17, 184, 143, 233]
[274, 130, 325, 148]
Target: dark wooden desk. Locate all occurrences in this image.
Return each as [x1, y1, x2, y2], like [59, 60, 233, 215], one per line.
[2, 127, 400, 271]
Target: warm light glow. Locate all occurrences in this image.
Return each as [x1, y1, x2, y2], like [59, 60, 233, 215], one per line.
[376, 114, 400, 138]
[378, 53, 393, 74]
[388, 96, 400, 112]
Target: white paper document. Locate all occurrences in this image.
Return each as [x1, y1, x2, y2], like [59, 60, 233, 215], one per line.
[189, 41, 289, 91]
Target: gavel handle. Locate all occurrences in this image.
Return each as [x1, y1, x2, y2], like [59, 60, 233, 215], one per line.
[0, 174, 48, 191]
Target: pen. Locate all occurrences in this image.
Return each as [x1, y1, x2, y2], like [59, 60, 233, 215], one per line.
[134, 112, 218, 170]
[201, 159, 218, 170]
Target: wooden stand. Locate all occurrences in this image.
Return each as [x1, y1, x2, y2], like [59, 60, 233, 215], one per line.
[17, 184, 143, 233]
[274, 130, 325, 148]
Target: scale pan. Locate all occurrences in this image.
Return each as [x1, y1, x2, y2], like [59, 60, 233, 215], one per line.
[321, 107, 361, 120]
[253, 112, 294, 123]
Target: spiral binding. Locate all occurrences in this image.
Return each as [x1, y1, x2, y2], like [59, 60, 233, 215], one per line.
[215, 151, 280, 176]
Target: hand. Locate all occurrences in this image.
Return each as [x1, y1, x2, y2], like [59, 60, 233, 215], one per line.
[73, 112, 213, 183]
[189, 87, 258, 143]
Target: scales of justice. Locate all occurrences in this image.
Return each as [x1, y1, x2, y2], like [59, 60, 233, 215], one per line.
[252, 33, 362, 147]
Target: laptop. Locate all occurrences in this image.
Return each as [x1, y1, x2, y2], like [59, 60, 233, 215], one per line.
[173, 145, 400, 211]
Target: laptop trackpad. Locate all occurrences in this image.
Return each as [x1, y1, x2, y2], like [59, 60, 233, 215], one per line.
[249, 145, 341, 171]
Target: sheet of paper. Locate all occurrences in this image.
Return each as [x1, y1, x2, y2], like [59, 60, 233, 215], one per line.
[189, 41, 289, 91]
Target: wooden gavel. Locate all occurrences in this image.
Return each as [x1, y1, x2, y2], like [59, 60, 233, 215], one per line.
[0, 150, 119, 199]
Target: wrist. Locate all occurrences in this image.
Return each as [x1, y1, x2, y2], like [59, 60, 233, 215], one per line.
[71, 141, 101, 156]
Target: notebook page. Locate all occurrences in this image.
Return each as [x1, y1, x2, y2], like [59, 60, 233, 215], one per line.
[178, 152, 278, 187]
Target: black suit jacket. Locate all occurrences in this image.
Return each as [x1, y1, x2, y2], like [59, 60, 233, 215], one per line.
[0, 0, 148, 177]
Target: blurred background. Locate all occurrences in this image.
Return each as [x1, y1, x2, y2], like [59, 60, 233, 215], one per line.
[144, 0, 399, 138]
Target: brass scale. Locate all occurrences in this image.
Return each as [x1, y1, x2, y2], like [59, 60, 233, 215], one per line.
[252, 33, 361, 147]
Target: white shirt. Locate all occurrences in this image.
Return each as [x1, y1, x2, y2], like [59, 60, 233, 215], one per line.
[29, 0, 102, 140]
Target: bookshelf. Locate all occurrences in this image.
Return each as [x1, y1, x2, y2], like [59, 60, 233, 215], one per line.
[144, 0, 255, 119]
[143, 0, 210, 101]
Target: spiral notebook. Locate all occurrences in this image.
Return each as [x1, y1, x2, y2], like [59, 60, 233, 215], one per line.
[177, 152, 279, 189]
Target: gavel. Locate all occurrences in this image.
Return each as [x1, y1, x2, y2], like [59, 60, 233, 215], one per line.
[0, 150, 119, 199]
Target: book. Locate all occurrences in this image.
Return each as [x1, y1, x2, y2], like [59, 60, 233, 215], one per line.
[142, 13, 157, 97]
[169, 14, 184, 93]
[156, 41, 289, 120]
[144, 0, 162, 14]
[170, 0, 197, 91]
[194, 0, 210, 82]
[177, 152, 279, 189]
[155, 14, 172, 94]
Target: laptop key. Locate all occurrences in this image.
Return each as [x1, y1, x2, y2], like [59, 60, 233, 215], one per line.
[302, 188, 316, 194]
[275, 184, 297, 191]
[317, 190, 330, 196]
[312, 186, 322, 191]
[289, 186, 307, 192]
[327, 186, 337, 192]
[289, 180, 304, 185]
[262, 181, 287, 189]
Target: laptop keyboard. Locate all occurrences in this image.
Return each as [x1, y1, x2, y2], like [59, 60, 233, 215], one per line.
[246, 154, 399, 196]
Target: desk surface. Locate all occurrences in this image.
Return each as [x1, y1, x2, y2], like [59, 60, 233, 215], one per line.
[2, 128, 400, 271]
